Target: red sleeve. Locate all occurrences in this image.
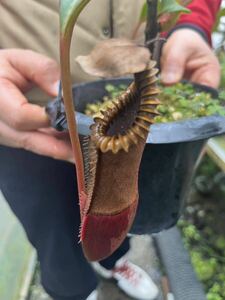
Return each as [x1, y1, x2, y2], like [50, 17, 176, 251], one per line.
[177, 0, 222, 43]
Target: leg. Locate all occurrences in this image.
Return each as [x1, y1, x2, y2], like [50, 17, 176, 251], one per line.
[100, 237, 130, 270]
[0, 146, 97, 300]
[91, 234, 159, 300]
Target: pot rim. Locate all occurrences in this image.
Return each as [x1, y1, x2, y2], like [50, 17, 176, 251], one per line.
[47, 77, 225, 144]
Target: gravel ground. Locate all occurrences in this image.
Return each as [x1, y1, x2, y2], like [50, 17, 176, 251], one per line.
[28, 236, 164, 300]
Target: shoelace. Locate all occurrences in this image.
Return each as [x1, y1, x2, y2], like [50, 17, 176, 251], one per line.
[113, 261, 142, 286]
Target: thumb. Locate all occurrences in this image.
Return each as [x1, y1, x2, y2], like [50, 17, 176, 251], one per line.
[161, 42, 186, 85]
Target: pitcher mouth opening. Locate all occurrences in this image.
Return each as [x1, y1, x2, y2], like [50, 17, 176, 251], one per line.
[90, 77, 160, 154]
[105, 85, 141, 137]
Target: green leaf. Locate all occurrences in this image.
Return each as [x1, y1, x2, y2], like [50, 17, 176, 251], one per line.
[60, 0, 91, 34]
[139, 0, 190, 28]
[158, 0, 190, 16]
[158, 0, 190, 31]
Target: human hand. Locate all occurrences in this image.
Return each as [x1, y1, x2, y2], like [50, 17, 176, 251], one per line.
[161, 29, 220, 88]
[0, 49, 73, 162]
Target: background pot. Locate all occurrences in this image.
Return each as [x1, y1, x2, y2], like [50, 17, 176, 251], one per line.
[47, 78, 225, 234]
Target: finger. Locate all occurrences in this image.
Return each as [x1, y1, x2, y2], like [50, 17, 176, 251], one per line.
[161, 41, 187, 85]
[0, 78, 50, 130]
[0, 57, 28, 91]
[187, 56, 221, 88]
[22, 131, 74, 163]
[39, 127, 71, 140]
[190, 66, 220, 89]
[4, 49, 60, 96]
[0, 120, 74, 163]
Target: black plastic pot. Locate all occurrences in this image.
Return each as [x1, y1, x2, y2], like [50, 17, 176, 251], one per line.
[47, 78, 225, 234]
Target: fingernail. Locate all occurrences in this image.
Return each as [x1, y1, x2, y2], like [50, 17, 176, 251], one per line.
[48, 80, 60, 97]
[52, 81, 60, 96]
[161, 69, 181, 84]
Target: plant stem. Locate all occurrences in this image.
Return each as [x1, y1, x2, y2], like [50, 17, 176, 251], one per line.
[60, 1, 91, 197]
[60, 34, 86, 195]
[145, 0, 159, 53]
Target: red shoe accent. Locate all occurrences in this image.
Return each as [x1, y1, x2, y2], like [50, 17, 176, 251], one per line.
[81, 199, 138, 261]
[113, 261, 141, 286]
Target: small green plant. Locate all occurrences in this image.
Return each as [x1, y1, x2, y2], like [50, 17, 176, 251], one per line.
[85, 84, 127, 117]
[155, 83, 225, 122]
[85, 83, 225, 123]
[179, 218, 225, 299]
[179, 155, 225, 300]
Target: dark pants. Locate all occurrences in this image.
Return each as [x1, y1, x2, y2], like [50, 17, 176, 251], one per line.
[0, 146, 130, 300]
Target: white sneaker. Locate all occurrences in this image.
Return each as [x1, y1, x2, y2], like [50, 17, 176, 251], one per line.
[86, 290, 98, 300]
[91, 258, 159, 300]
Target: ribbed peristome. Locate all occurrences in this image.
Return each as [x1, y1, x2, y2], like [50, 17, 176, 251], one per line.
[90, 60, 160, 154]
